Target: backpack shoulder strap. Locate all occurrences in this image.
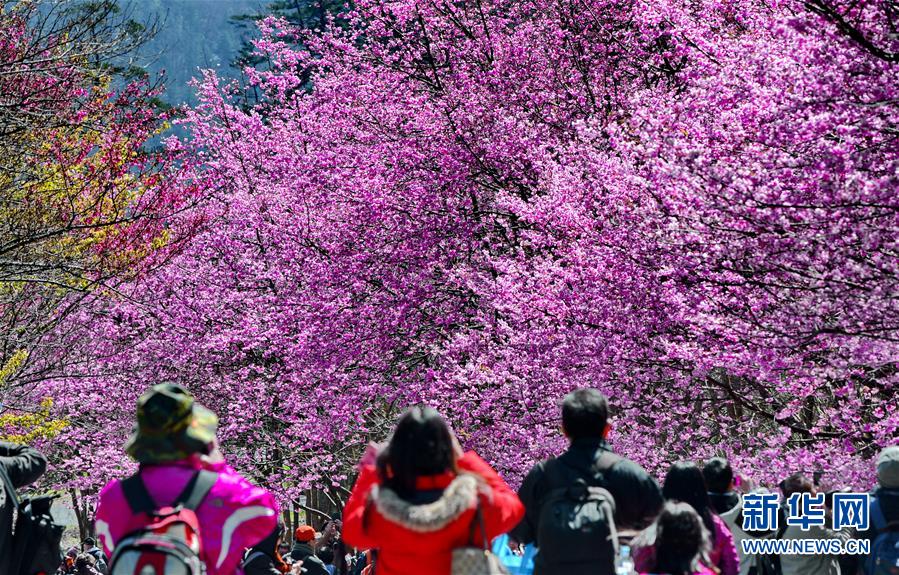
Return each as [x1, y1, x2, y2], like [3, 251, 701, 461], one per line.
[870, 497, 883, 528]
[121, 473, 156, 514]
[176, 470, 217, 511]
[0, 463, 20, 509]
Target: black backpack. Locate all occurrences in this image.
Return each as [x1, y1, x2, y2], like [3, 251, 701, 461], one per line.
[0, 464, 64, 575]
[534, 450, 620, 574]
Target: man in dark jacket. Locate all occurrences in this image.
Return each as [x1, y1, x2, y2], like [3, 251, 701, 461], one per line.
[290, 525, 329, 575]
[510, 388, 663, 575]
[0, 441, 48, 574]
[703, 456, 740, 514]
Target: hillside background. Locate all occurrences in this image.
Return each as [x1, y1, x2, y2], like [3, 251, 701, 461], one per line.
[128, 0, 264, 106]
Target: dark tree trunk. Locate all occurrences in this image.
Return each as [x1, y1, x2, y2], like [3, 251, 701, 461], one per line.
[69, 488, 94, 542]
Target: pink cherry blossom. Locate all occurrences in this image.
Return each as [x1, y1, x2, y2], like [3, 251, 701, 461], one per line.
[31, 0, 897, 503]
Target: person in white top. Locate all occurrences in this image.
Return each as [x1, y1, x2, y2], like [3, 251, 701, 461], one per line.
[777, 473, 851, 575]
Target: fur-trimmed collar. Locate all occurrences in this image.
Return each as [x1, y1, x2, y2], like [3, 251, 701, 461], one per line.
[372, 473, 479, 532]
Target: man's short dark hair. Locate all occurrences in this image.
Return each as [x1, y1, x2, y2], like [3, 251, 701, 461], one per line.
[702, 457, 734, 493]
[561, 388, 609, 439]
[781, 473, 814, 497]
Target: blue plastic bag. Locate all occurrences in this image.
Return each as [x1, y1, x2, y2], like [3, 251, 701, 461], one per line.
[492, 534, 536, 575]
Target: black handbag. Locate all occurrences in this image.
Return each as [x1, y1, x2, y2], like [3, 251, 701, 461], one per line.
[0, 464, 64, 575]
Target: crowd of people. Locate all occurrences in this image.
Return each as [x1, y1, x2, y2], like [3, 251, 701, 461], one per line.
[0, 383, 896, 575]
[57, 539, 107, 575]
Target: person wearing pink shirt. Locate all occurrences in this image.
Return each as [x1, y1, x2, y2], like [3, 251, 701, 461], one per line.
[95, 383, 281, 575]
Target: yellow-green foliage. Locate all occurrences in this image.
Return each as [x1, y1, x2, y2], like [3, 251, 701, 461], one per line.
[1, 78, 173, 293]
[0, 352, 68, 443]
[0, 349, 27, 385]
[0, 397, 68, 444]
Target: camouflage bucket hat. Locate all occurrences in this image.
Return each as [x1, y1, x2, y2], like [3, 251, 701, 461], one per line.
[124, 383, 218, 464]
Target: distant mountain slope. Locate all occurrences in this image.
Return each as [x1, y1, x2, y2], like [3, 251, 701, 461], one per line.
[128, 0, 263, 106]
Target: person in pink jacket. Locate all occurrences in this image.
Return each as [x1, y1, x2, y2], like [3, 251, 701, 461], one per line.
[634, 462, 739, 575]
[95, 383, 280, 575]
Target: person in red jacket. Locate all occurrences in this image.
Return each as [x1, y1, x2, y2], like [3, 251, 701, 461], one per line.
[342, 406, 524, 575]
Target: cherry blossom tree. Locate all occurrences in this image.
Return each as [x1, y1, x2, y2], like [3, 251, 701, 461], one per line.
[0, 2, 200, 528]
[40, 0, 897, 506]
